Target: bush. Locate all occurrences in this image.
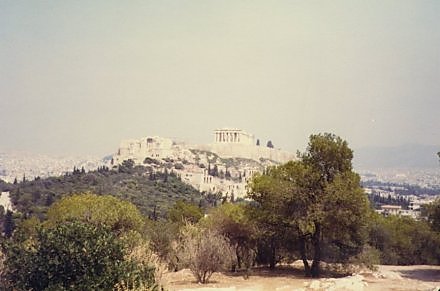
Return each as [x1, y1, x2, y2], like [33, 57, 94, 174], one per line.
[3, 221, 129, 290]
[178, 224, 234, 283]
[174, 163, 184, 170]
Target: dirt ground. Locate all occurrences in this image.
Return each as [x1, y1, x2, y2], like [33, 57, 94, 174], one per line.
[163, 264, 440, 291]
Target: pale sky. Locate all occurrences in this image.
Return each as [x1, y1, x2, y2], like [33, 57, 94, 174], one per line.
[1, 1, 439, 156]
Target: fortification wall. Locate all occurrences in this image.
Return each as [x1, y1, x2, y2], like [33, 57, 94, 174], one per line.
[194, 143, 295, 164]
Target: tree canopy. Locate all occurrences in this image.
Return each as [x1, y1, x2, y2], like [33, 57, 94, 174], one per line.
[249, 133, 370, 277]
[46, 193, 144, 234]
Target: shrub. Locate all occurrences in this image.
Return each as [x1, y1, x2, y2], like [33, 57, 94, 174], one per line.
[3, 221, 127, 290]
[178, 224, 234, 283]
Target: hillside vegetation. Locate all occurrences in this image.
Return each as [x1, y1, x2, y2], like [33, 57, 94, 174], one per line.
[2, 161, 204, 219]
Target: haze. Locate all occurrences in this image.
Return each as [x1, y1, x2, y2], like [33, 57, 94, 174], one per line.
[1, 1, 439, 156]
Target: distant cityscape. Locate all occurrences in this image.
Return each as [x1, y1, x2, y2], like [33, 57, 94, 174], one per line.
[0, 151, 107, 183]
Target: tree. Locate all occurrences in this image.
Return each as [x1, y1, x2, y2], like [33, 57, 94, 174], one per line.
[212, 165, 219, 177]
[119, 159, 135, 173]
[249, 133, 370, 277]
[3, 210, 15, 238]
[168, 200, 203, 225]
[205, 203, 256, 271]
[178, 224, 234, 283]
[46, 193, 144, 234]
[266, 140, 274, 148]
[256, 139, 260, 146]
[426, 199, 440, 232]
[3, 221, 153, 290]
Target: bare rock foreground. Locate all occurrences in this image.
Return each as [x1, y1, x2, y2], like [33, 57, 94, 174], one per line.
[164, 265, 440, 291]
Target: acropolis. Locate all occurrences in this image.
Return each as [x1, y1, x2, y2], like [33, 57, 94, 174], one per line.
[112, 128, 295, 198]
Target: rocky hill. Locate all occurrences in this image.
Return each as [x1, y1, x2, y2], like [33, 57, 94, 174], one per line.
[111, 129, 296, 199]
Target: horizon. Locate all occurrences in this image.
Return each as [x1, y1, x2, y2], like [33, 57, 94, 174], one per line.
[1, 1, 439, 156]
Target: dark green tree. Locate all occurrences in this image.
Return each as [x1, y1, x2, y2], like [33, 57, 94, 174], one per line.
[3, 210, 15, 238]
[426, 199, 440, 232]
[249, 133, 370, 277]
[266, 140, 274, 148]
[3, 221, 141, 290]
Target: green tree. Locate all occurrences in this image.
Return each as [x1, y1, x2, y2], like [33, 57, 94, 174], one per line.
[3, 221, 129, 290]
[168, 200, 203, 225]
[205, 203, 256, 271]
[46, 193, 144, 234]
[426, 198, 440, 232]
[3, 210, 15, 238]
[266, 140, 274, 148]
[249, 133, 370, 277]
[119, 159, 135, 173]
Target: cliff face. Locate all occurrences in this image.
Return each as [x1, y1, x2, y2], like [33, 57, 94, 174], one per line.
[112, 134, 295, 198]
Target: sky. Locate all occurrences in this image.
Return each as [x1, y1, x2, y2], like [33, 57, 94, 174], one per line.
[1, 0, 439, 156]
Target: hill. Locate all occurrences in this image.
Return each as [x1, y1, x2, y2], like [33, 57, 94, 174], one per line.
[2, 163, 205, 219]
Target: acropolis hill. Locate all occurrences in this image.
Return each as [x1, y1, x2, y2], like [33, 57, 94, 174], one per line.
[112, 128, 295, 198]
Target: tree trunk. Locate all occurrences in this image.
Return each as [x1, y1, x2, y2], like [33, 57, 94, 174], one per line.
[299, 236, 311, 277]
[236, 246, 242, 270]
[310, 223, 321, 278]
[269, 238, 276, 269]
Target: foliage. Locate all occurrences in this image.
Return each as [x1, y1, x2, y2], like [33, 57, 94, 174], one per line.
[205, 203, 256, 271]
[144, 220, 180, 270]
[46, 193, 144, 234]
[3, 210, 15, 238]
[3, 221, 131, 290]
[2, 195, 161, 290]
[368, 213, 440, 265]
[9, 165, 203, 220]
[425, 198, 440, 232]
[367, 192, 410, 210]
[168, 200, 203, 225]
[177, 224, 234, 283]
[249, 133, 370, 277]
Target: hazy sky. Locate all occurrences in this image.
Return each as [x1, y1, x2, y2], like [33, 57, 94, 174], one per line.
[1, 1, 439, 156]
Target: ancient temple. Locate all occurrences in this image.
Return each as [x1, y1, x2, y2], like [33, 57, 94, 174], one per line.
[213, 128, 255, 146]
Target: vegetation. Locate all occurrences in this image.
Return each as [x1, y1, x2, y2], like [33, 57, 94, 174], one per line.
[368, 213, 440, 265]
[249, 133, 370, 277]
[1, 195, 159, 290]
[0, 133, 439, 289]
[8, 164, 203, 219]
[177, 224, 234, 283]
[426, 198, 440, 232]
[367, 192, 410, 209]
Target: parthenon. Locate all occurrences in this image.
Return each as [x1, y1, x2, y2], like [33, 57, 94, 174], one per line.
[214, 128, 255, 145]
